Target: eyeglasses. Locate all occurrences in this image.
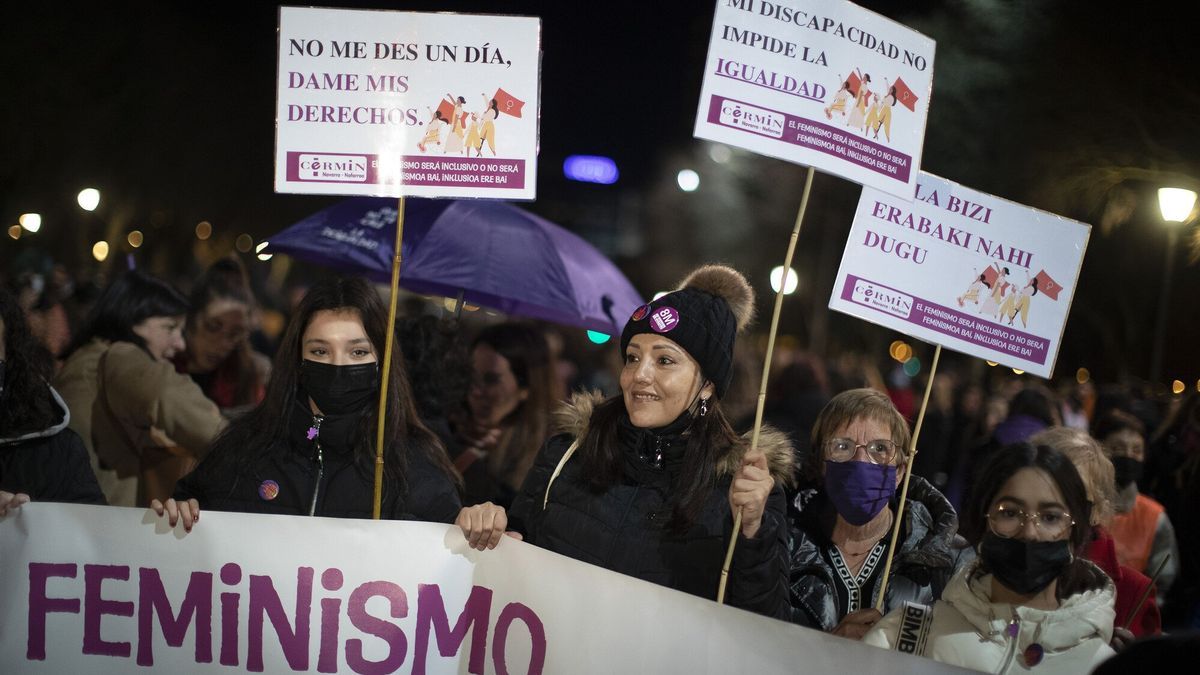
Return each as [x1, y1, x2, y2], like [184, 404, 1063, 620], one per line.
[986, 504, 1074, 539]
[823, 438, 899, 464]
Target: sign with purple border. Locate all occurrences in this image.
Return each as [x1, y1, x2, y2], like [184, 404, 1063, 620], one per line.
[693, 0, 935, 200]
[829, 172, 1091, 378]
[275, 7, 540, 199]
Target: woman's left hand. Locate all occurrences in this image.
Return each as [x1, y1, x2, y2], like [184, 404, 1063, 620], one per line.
[455, 502, 523, 551]
[729, 450, 774, 539]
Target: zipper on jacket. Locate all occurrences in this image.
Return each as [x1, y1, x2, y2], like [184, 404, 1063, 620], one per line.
[308, 415, 324, 517]
[996, 615, 1020, 675]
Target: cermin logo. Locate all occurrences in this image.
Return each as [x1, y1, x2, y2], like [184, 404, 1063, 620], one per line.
[718, 101, 785, 138]
[851, 280, 914, 319]
[298, 154, 368, 182]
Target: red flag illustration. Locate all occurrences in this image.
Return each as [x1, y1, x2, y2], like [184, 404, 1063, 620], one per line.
[492, 88, 525, 118]
[435, 98, 455, 123]
[846, 71, 862, 98]
[892, 77, 918, 112]
[981, 264, 1011, 295]
[1034, 270, 1062, 301]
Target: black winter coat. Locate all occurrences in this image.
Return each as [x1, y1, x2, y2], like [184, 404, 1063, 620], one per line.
[787, 474, 959, 630]
[175, 400, 461, 523]
[0, 387, 105, 504]
[508, 393, 794, 620]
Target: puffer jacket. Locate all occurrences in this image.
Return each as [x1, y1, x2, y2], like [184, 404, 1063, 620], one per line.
[508, 392, 794, 620]
[787, 474, 959, 630]
[0, 385, 105, 504]
[864, 560, 1116, 673]
[175, 398, 461, 523]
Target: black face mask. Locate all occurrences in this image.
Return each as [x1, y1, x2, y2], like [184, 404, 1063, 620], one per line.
[979, 531, 1073, 596]
[298, 360, 379, 416]
[1111, 456, 1143, 489]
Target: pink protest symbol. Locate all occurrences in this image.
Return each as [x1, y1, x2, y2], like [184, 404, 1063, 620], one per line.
[650, 307, 679, 333]
[258, 480, 280, 501]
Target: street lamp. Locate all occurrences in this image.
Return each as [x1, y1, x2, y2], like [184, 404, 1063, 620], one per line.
[1150, 187, 1197, 385]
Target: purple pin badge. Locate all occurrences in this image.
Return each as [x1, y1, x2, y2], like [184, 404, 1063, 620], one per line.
[630, 304, 651, 322]
[258, 480, 280, 501]
[1023, 643, 1044, 667]
[306, 426, 319, 440]
[650, 306, 679, 333]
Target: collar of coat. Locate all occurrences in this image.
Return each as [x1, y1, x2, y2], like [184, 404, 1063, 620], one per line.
[551, 390, 795, 487]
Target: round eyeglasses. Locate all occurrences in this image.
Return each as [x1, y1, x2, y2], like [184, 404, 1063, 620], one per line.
[986, 504, 1074, 539]
[823, 438, 899, 464]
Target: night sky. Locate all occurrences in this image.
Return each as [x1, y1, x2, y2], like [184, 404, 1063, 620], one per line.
[3, 1, 1198, 386]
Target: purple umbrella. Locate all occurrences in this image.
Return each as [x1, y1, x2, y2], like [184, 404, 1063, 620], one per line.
[265, 197, 644, 335]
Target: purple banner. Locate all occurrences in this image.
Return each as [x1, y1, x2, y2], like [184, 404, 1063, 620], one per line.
[705, 95, 911, 182]
[286, 153, 526, 190]
[840, 275, 1050, 365]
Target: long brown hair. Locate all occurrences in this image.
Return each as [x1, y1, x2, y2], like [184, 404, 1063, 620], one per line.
[185, 256, 262, 406]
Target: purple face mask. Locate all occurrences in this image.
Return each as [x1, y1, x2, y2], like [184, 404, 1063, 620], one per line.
[824, 460, 897, 526]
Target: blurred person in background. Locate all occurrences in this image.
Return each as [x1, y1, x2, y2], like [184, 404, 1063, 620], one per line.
[175, 256, 270, 416]
[453, 322, 556, 507]
[1, 288, 105, 514]
[397, 314, 471, 460]
[1146, 392, 1200, 627]
[55, 271, 225, 507]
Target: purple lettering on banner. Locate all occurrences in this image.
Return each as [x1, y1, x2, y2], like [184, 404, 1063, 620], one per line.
[83, 564, 134, 657]
[285, 152, 527, 190]
[706, 95, 911, 182]
[247, 567, 313, 672]
[346, 581, 409, 674]
[492, 602, 547, 675]
[219, 563, 242, 666]
[317, 568, 344, 673]
[839, 275, 1051, 365]
[27, 562, 81, 660]
[136, 568, 213, 666]
[413, 584, 493, 675]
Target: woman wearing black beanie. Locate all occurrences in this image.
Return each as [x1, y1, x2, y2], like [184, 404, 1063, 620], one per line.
[508, 265, 794, 619]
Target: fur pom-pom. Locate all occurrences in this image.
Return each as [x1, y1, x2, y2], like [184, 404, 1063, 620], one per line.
[678, 264, 755, 331]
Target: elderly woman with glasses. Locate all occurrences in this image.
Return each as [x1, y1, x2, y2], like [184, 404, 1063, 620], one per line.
[787, 388, 960, 639]
[865, 442, 1116, 671]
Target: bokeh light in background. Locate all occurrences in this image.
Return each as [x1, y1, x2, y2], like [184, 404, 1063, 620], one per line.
[708, 144, 732, 163]
[903, 357, 921, 377]
[1012, 368, 1025, 375]
[1173, 380, 1186, 395]
[127, 230, 143, 248]
[7, 225, 21, 240]
[889, 340, 912, 363]
[769, 266, 799, 295]
[77, 188, 101, 211]
[235, 234, 253, 253]
[19, 213, 41, 233]
[92, 241, 109, 262]
[676, 169, 700, 192]
[586, 330, 611, 344]
[195, 221, 212, 240]
[255, 241, 272, 261]
[1076, 367, 1090, 384]
[563, 155, 619, 185]
[986, 361, 998, 367]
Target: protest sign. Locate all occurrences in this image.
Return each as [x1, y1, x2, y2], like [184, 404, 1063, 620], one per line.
[694, 0, 934, 199]
[829, 172, 1091, 378]
[275, 7, 540, 199]
[0, 504, 967, 674]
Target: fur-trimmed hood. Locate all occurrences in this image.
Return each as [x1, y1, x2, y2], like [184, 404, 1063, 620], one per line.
[552, 390, 794, 487]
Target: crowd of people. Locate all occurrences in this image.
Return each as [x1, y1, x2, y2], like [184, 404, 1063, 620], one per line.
[2, 257, 1199, 670]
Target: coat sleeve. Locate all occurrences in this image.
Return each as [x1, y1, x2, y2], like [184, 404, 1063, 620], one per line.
[507, 434, 572, 542]
[47, 429, 107, 505]
[402, 447, 464, 524]
[1149, 512, 1179, 597]
[101, 342, 226, 458]
[725, 482, 791, 620]
[862, 608, 902, 649]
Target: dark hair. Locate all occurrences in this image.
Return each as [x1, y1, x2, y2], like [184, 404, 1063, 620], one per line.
[184, 256, 263, 406]
[961, 442, 1107, 598]
[200, 276, 459, 497]
[456, 95, 466, 104]
[578, 394, 742, 533]
[63, 270, 188, 358]
[489, 99, 499, 115]
[0, 288, 60, 433]
[1093, 408, 1146, 442]
[1008, 384, 1058, 426]
[398, 315, 469, 422]
[434, 110, 445, 121]
[471, 322, 555, 489]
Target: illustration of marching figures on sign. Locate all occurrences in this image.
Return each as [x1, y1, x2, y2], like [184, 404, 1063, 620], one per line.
[956, 262, 1062, 329]
[418, 88, 526, 156]
[824, 69, 918, 143]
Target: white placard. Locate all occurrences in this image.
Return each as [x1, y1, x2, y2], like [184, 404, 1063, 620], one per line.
[0, 504, 969, 674]
[275, 7, 540, 199]
[830, 173, 1091, 378]
[695, 0, 935, 199]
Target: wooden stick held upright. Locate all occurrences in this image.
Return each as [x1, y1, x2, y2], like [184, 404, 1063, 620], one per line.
[874, 343, 942, 610]
[718, 166, 815, 604]
[373, 196, 406, 520]
[1122, 553, 1171, 630]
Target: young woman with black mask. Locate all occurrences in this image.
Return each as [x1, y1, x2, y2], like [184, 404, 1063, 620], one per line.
[152, 276, 509, 549]
[865, 442, 1116, 670]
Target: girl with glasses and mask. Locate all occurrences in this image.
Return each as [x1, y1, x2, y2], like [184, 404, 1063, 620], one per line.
[787, 388, 960, 639]
[153, 276, 510, 551]
[506, 265, 795, 619]
[865, 442, 1117, 671]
